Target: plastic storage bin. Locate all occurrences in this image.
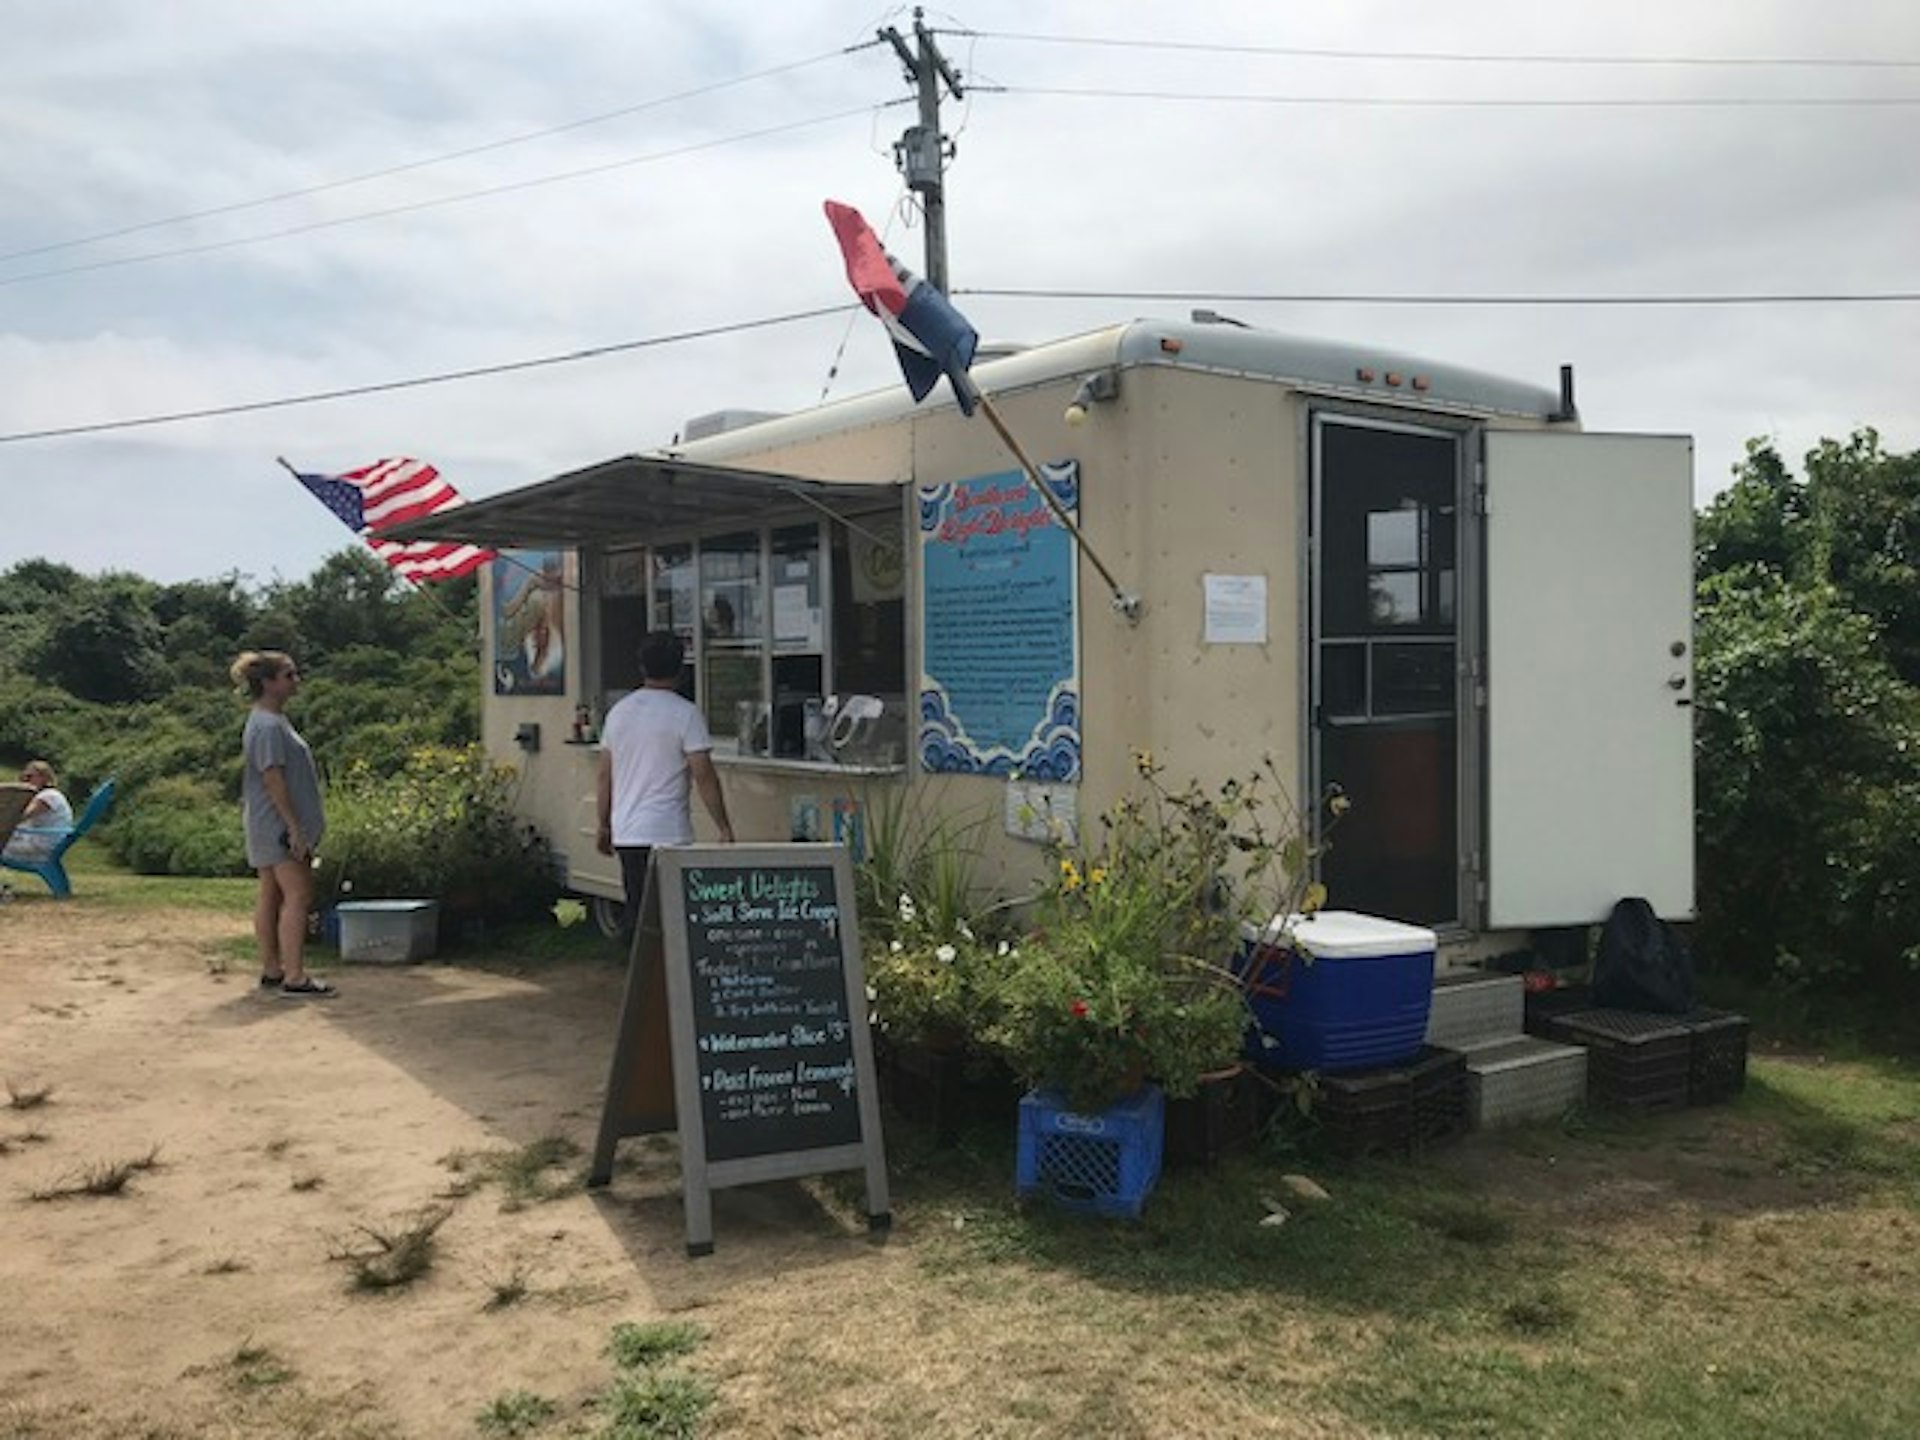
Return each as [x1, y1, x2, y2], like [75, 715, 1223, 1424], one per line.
[336, 899, 439, 963]
[1015, 1085, 1164, 1219]
[1240, 911, 1437, 1073]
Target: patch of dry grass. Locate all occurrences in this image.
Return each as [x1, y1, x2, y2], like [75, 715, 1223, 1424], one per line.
[328, 1204, 452, 1292]
[440, 1133, 583, 1211]
[27, 1146, 161, 1201]
[5, 1078, 54, 1110]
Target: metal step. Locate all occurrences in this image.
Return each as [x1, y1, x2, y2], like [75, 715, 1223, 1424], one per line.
[1426, 972, 1524, 1051]
[1463, 1036, 1588, 1129]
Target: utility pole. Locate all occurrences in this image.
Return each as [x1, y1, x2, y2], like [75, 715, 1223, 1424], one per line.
[879, 8, 964, 294]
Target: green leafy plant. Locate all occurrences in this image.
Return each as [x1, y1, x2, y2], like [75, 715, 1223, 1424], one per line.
[607, 1320, 702, 1370]
[855, 787, 1009, 1048]
[987, 753, 1334, 1112]
[477, 1389, 557, 1437]
[316, 745, 558, 926]
[1694, 433, 1920, 998]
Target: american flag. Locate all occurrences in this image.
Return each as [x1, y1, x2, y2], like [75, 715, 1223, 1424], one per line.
[291, 457, 494, 582]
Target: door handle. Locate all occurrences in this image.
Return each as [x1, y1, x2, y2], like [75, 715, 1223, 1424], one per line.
[1666, 673, 1687, 691]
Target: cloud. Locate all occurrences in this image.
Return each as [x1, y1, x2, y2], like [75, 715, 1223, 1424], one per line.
[2, 0, 1917, 582]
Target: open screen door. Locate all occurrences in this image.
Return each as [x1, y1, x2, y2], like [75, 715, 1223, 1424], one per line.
[1483, 431, 1694, 928]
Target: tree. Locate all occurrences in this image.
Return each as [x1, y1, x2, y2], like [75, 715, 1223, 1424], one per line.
[268, 548, 414, 664]
[1699, 429, 1920, 683]
[156, 573, 259, 688]
[1693, 433, 1920, 995]
[27, 574, 169, 703]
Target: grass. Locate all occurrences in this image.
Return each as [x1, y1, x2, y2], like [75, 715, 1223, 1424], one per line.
[441, 1134, 584, 1211]
[62, 850, 258, 914]
[476, 1389, 558, 1437]
[888, 1046, 1920, 1439]
[593, 1320, 712, 1438]
[27, 1147, 161, 1201]
[227, 1340, 294, 1392]
[483, 1264, 531, 1312]
[327, 1205, 452, 1291]
[607, 1321, 702, 1371]
[598, 1371, 715, 1440]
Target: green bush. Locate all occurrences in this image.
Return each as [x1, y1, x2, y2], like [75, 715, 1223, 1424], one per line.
[110, 776, 247, 877]
[1694, 452, 1920, 995]
[316, 745, 557, 925]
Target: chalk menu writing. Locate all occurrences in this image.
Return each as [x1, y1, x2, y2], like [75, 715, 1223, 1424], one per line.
[680, 864, 862, 1164]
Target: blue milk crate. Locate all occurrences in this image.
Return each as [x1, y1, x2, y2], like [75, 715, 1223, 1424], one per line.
[1015, 1085, 1164, 1219]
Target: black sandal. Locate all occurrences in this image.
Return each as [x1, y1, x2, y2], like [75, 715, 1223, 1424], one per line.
[279, 977, 338, 998]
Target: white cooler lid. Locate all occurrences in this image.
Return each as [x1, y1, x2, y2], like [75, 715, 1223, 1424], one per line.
[1243, 909, 1437, 960]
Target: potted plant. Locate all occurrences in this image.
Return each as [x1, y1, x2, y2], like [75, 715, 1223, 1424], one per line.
[854, 791, 1020, 1130]
[992, 753, 1338, 1114]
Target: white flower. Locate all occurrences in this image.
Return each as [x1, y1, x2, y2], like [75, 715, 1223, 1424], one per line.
[935, 944, 957, 964]
[890, 940, 904, 953]
[996, 940, 1011, 956]
[865, 984, 878, 1002]
[957, 920, 975, 941]
[897, 893, 917, 923]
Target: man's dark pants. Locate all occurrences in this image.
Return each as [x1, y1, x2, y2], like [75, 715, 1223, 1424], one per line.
[615, 845, 653, 945]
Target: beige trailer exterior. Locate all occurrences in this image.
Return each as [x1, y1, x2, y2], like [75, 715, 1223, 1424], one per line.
[396, 319, 1695, 952]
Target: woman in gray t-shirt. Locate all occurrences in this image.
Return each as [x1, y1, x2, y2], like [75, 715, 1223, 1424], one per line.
[231, 650, 334, 997]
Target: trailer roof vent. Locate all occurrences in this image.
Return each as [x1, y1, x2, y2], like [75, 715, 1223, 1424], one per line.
[681, 408, 786, 442]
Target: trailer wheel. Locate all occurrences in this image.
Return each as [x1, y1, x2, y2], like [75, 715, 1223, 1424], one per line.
[590, 895, 625, 941]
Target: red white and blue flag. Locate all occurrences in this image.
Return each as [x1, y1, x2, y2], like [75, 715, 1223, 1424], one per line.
[292, 457, 494, 583]
[824, 200, 979, 415]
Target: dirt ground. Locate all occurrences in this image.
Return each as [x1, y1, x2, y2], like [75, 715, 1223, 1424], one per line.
[1, 899, 1373, 1440]
[0, 900, 919, 1438]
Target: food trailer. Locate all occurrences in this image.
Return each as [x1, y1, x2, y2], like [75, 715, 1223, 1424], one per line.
[392, 318, 1695, 955]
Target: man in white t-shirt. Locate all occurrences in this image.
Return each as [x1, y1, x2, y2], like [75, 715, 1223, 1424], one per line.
[596, 630, 735, 934]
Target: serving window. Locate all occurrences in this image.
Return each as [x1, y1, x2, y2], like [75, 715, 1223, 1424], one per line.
[589, 506, 905, 762]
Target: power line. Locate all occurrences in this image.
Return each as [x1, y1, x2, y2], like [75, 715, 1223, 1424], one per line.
[950, 28, 1920, 70]
[961, 286, 1920, 306]
[12, 287, 1915, 446]
[996, 84, 1920, 110]
[0, 304, 855, 445]
[0, 45, 874, 265]
[0, 103, 905, 290]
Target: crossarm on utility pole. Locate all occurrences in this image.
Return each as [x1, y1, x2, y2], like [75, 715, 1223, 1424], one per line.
[963, 386, 1142, 624]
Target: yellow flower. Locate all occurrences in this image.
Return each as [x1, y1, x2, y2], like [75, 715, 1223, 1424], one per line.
[1133, 748, 1156, 777]
[1059, 858, 1083, 892]
[1088, 866, 1108, 888]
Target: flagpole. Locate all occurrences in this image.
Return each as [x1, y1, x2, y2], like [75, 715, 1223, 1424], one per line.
[960, 386, 1143, 624]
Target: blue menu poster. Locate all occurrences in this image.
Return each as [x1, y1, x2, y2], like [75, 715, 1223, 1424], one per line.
[917, 462, 1081, 780]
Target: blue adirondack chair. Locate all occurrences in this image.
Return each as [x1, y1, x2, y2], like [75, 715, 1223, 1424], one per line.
[2, 778, 115, 898]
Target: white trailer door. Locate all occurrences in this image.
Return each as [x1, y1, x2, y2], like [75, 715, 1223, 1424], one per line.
[1483, 431, 1694, 928]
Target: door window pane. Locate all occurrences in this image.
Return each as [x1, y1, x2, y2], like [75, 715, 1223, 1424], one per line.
[1373, 643, 1455, 717]
[701, 533, 763, 742]
[649, 544, 696, 701]
[770, 524, 824, 653]
[831, 512, 906, 699]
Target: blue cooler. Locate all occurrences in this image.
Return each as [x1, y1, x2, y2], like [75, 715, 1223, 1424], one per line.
[1239, 911, 1437, 1073]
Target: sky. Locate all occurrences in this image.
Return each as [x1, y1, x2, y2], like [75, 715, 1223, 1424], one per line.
[2, 1, 1916, 584]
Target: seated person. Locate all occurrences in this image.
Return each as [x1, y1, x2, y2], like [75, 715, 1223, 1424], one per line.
[4, 760, 74, 862]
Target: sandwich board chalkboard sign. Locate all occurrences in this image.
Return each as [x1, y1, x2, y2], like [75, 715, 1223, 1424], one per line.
[588, 844, 891, 1257]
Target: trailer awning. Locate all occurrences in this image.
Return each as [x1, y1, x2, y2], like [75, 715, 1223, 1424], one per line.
[377, 454, 900, 550]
